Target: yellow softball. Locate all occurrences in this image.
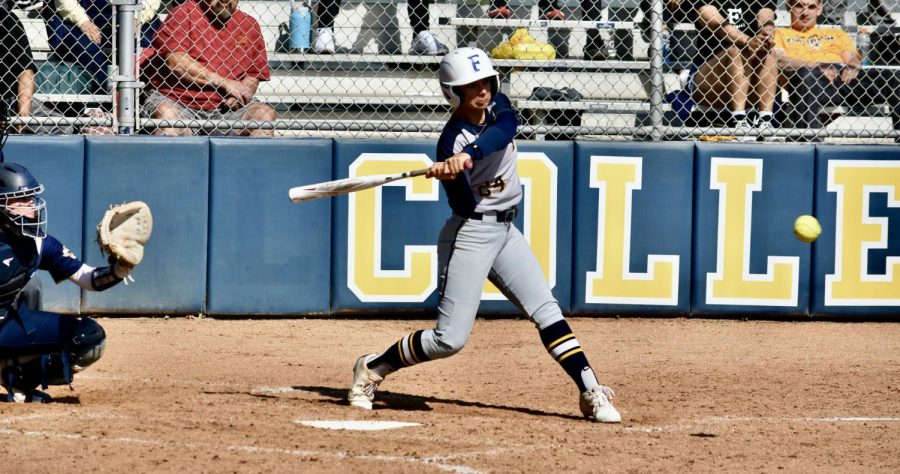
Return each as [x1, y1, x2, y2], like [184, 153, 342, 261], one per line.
[793, 215, 821, 243]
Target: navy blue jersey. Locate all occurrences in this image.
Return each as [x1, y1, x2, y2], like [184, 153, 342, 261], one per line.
[0, 234, 83, 309]
[38, 235, 84, 283]
[436, 92, 521, 217]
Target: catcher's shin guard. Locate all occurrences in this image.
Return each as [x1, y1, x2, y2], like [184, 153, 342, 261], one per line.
[41, 318, 106, 385]
[2, 318, 106, 401]
[66, 317, 106, 372]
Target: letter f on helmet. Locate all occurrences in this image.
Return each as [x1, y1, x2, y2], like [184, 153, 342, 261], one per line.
[468, 54, 482, 72]
[438, 47, 500, 110]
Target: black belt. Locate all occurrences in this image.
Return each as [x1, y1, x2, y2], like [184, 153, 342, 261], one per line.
[469, 206, 518, 223]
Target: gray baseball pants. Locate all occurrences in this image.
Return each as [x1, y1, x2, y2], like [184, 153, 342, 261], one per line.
[419, 214, 565, 359]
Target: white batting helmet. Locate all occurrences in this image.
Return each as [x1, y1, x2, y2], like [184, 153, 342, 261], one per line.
[438, 47, 500, 110]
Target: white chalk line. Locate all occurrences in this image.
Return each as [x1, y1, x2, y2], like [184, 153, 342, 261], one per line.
[298, 420, 422, 431]
[0, 426, 484, 474]
[0, 412, 63, 425]
[77, 373, 257, 389]
[0, 411, 126, 425]
[230, 445, 484, 474]
[0, 409, 486, 474]
[254, 386, 297, 394]
[76, 375, 306, 398]
[624, 415, 900, 433]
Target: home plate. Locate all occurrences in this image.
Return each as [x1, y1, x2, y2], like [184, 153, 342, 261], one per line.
[297, 420, 422, 431]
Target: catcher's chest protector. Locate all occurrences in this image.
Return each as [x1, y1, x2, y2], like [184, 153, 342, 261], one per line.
[0, 238, 38, 308]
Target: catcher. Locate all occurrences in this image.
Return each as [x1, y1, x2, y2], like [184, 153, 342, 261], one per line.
[0, 110, 152, 402]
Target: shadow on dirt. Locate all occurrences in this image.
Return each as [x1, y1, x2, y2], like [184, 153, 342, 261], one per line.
[291, 385, 583, 421]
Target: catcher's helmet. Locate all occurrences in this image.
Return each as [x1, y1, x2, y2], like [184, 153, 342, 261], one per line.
[438, 47, 500, 110]
[0, 162, 47, 239]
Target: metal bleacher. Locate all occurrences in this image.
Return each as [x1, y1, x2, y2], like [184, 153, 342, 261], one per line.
[18, 12, 112, 114]
[15, 0, 900, 139]
[252, 0, 679, 137]
[18, 0, 674, 136]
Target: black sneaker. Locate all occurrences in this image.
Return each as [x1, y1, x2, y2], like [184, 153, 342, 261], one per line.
[584, 29, 609, 60]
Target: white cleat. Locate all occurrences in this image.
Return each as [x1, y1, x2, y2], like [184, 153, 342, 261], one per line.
[410, 30, 449, 55]
[313, 27, 336, 54]
[580, 385, 621, 423]
[348, 353, 382, 410]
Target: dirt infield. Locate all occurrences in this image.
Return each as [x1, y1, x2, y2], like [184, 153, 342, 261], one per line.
[1, 317, 899, 473]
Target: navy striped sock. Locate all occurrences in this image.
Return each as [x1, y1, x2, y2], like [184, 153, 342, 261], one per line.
[368, 330, 431, 376]
[539, 320, 598, 393]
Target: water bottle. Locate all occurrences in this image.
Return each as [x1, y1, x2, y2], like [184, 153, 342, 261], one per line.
[857, 27, 871, 66]
[289, 0, 311, 50]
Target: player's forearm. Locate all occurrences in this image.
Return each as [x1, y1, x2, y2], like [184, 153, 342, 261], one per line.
[68, 263, 125, 291]
[165, 52, 225, 88]
[463, 96, 518, 159]
[464, 113, 517, 159]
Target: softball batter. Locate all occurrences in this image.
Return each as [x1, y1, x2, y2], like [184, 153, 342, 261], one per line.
[348, 47, 621, 423]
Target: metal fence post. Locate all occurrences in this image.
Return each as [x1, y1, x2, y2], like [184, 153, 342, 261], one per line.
[648, 0, 665, 141]
[110, 0, 143, 134]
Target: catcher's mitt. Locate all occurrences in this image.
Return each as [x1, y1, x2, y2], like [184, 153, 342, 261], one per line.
[97, 201, 153, 267]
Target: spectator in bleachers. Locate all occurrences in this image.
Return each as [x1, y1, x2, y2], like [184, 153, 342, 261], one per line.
[485, 0, 611, 59]
[774, 0, 900, 139]
[42, 0, 161, 93]
[1, 6, 73, 134]
[689, 0, 780, 138]
[141, 0, 276, 136]
[313, 0, 448, 55]
[486, 0, 565, 20]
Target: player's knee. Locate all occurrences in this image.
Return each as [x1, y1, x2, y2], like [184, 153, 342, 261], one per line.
[19, 318, 108, 388]
[430, 328, 469, 358]
[531, 300, 564, 329]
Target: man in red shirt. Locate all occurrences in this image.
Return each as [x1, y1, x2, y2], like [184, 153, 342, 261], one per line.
[142, 0, 275, 136]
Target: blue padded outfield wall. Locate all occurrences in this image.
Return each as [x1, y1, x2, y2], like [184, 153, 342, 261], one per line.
[4, 136, 899, 318]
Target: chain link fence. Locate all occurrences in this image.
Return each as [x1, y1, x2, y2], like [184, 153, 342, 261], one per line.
[2, 0, 899, 141]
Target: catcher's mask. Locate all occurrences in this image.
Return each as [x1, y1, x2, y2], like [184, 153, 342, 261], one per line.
[0, 163, 47, 239]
